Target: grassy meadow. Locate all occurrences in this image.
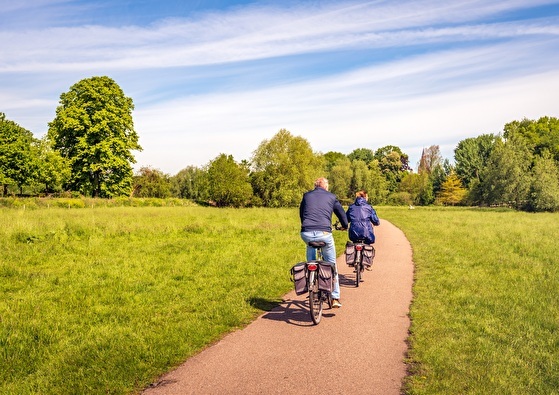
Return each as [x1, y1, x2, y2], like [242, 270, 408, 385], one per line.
[1, 203, 558, 394]
[0, 205, 319, 394]
[381, 207, 559, 395]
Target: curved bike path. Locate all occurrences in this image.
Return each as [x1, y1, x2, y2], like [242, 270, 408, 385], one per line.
[142, 220, 414, 394]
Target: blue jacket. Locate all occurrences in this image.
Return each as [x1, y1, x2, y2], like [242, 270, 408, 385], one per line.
[300, 187, 348, 232]
[346, 197, 380, 244]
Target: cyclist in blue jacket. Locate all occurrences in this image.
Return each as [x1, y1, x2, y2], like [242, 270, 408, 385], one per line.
[346, 190, 380, 245]
[300, 177, 348, 308]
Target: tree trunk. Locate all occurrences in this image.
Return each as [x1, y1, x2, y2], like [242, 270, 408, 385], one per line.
[92, 172, 100, 198]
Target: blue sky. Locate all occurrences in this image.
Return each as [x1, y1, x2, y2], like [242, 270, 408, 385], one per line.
[2, 0, 559, 174]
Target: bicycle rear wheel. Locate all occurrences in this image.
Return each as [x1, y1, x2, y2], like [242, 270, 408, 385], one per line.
[308, 271, 323, 324]
[355, 251, 362, 287]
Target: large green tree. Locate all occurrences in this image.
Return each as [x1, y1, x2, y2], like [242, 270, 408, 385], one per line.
[480, 136, 532, 209]
[454, 134, 497, 188]
[348, 148, 375, 164]
[48, 76, 141, 197]
[374, 145, 411, 192]
[251, 129, 323, 207]
[0, 113, 40, 195]
[528, 152, 559, 212]
[503, 116, 559, 161]
[207, 154, 253, 207]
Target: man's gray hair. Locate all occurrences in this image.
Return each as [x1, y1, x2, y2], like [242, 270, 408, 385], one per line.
[315, 177, 329, 190]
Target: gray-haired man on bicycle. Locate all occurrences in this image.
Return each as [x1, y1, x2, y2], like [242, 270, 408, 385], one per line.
[299, 177, 348, 308]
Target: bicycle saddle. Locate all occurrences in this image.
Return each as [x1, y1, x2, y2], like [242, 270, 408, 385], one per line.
[308, 241, 327, 248]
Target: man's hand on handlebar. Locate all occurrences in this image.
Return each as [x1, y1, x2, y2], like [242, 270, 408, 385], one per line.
[333, 221, 347, 231]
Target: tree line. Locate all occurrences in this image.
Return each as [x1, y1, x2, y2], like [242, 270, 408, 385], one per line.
[2, 76, 559, 211]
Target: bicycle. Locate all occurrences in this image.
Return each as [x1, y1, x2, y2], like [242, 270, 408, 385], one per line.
[306, 240, 334, 325]
[345, 240, 375, 287]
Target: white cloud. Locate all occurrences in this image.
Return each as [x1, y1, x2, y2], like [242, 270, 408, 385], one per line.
[2, 0, 558, 72]
[133, 39, 559, 173]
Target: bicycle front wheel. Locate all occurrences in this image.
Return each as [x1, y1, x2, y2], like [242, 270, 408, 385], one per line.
[308, 271, 323, 325]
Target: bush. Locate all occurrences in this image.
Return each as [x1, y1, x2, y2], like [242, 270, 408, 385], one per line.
[386, 191, 413, 206]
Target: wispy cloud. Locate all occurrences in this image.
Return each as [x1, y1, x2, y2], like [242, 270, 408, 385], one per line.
[134, 41, 559, 169]
[2, 0, 558, 72]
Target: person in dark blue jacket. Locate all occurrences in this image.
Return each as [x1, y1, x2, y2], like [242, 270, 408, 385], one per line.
[299, 177, 348, 308]
[346, 190, 380, 245]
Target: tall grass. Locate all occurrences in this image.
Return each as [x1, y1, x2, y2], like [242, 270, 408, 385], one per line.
[382, 207, 559, 395]
[0, 206, 318, 394]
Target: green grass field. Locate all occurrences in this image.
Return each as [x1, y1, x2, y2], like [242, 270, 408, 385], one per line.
[0, 206, 317, 394]
[381, 207, 559, 395]
[1, 204, 558, 394]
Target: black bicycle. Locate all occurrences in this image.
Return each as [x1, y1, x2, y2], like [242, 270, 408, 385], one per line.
[306, 241, 333, 325]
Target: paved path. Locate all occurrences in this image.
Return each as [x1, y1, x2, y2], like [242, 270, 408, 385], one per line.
[142, 220, 414, 395]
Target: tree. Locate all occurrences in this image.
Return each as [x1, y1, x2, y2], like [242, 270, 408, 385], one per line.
[348, 148, 375, 164]
[48, 76, 141, 197]
[436, 173, 467, 206]
[528, 152, 559, 212]
[400, 172, 434, 205]
[328, 157, 352, 201]
[0, 112, 40, 195]
[480, 136, 532, 209]
[367, 160, 389, 205]
[207, 154, 253, 207]
[350, 159, 371, 195]
[35, 136, 71, 194]
[171, 165, 209, 200]
[251, 129, 323, 207]
[416, 145, 445, 205]
[132, 167, 171, 198]
[323, 151, 347, 173]
[417, 145, 442, 174]
[503, 116, 559, 161]
[374, 145, 412, 172]
[373, 145, 412, 192]
[398, 172, 423, 204]
[454, 134, 497, 188]
[431, 159, 453, 198]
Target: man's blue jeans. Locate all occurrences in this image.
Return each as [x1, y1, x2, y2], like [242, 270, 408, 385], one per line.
[300, 230, 340, 300]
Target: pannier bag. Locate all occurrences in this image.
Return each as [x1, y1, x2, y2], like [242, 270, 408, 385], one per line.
[317, 261, 333, 293]
[345, 241, 356, 266]
[290, 262, 308, 295]
[362, 245, 376, 267]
